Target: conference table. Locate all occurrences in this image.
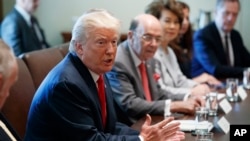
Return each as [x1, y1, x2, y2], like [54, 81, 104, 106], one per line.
[131, 88, 250, 141]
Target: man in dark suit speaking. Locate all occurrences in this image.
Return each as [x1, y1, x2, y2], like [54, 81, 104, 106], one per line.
[192, 0, 250, 79]
[24, 9, 184, 141]
[1, 0, 50, 57]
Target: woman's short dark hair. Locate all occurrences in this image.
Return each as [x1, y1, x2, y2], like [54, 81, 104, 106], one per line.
[145, 0, 183, 25]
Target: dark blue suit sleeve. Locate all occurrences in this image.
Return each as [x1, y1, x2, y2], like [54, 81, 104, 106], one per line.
[25, 80, 140, 141]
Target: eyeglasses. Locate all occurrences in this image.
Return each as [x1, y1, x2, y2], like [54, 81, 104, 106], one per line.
[134, 32, 162, 43]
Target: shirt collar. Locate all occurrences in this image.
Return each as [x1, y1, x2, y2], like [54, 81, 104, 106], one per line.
[215, 21, 230, 38]
[89, 70, 100, 83]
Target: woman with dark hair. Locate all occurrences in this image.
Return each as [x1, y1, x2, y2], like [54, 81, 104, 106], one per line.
[172, 1, 193, 78]
[175, 1, 222, 84]
[145, 0, 221, 97]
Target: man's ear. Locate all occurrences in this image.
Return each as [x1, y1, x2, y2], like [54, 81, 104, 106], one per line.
[127, 31, 133, 39]
[75, 42, 84, 55]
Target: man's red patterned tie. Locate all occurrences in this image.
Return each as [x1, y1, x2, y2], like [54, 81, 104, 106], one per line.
[139, 63, 152, 101]
[97, 75, 107, 127]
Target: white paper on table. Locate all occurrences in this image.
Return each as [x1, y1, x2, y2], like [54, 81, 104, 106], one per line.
[217, 116, 230, 134]
[238, 86, 247, 100]
[174, 120, 213, 132]
[217, 93, 226, 100]
[219, 98, 232, 114]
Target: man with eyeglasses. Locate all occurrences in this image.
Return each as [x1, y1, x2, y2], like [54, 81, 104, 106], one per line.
[106, 14, 204, 126]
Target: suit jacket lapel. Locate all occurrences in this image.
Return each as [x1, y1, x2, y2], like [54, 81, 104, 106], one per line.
[211, 23, 228, 64]
[14, 9, 41, 48]
[123, 42, 145, 98]
[69, 53, 117, 131]
[159, 48, 176, 86]
[103, 75, 116, 131]
[69, 53, 103, 121]
[123, 42, 141, 78]
[145, 61, 155, 100]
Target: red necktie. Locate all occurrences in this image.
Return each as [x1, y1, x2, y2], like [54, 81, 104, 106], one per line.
[97, 75, 107, 127]
[139, 63, 152, 101]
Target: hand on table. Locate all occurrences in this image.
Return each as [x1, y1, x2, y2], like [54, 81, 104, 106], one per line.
[140, 114, 185, 141]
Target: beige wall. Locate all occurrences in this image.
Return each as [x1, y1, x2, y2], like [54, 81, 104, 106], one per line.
[2, 0, 250, 49]
[36, 0, 154, 45]
[241, 0, 250, 51]
[3, 0, 14, 15]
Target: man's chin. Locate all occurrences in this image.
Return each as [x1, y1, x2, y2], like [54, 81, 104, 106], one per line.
[103, 66, 113, 73]
[146, 54, 155, 60]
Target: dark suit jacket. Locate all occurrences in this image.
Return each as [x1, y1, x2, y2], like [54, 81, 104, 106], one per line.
[106, 41, 185, 124]
[24, 53, 139, 141]
[192, 22, 250, 78]
[1, 8, 49, 56]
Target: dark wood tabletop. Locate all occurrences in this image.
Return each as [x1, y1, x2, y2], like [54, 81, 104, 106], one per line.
[131, 89, 250, 141]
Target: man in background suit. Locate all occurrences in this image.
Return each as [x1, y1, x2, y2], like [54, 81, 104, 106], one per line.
[1, 0, 50, 57]
[0, 39, 20, 141]
[107, 14, 204, 125]
[24, 9, 184, 141]
[192, 0, 250, 79]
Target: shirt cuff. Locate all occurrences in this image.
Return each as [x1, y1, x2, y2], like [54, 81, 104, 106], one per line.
[164, 99, 172, 117]
[183, 93, 191, 101]
[139, 135, 144, 141]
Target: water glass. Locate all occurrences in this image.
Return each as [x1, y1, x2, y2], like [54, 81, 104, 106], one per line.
[243, 68, 250, 89]
[205, 92, 218, 116]
[226, 78, 239, 102]
[196, 132, 214, 141]
[195, 107, 209, 134]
